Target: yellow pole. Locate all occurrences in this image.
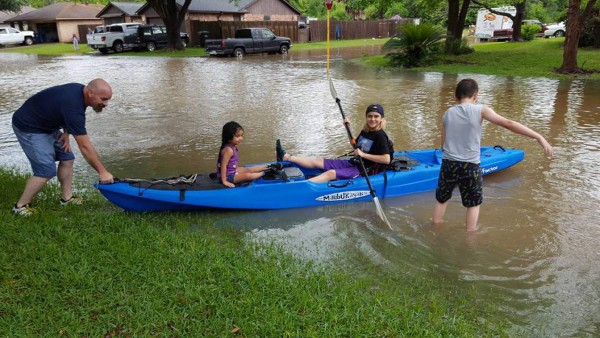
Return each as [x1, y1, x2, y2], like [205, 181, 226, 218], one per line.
[326, 8, 330, 77]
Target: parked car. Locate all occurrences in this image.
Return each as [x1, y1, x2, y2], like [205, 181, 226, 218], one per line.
[134, 24, 189, 51]
[86, 23, 141, 54]
[544, 22, 566, 37]
[205, 28, 291, 57]
[490, 20, 547, 41]
[522, 19, 548, 34]
[0, 26, 35, 46]
[91, 26, 105, 34]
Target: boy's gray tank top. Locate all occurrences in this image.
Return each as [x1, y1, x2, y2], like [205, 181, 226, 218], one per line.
[442, 103, 482, 164]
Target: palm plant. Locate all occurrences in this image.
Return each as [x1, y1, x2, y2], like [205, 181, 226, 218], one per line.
[383, 23, 446, 67]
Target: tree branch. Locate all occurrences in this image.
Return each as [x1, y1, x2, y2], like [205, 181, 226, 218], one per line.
[471, 0, 516, 22]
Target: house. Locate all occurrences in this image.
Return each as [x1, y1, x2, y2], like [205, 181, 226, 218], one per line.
[4, 2, 103, 43]
[0, 6, 35, 28]
[138, 0, 301, 25]
[95, 2, 145, 26]
[137, 0, 301, 43]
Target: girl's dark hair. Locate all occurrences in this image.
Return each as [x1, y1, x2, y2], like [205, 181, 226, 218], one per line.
[221, 121, 243, 149]
[455, 79, 479, 100]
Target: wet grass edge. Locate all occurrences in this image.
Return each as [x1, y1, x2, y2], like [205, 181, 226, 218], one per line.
[0, 168, 507, 336]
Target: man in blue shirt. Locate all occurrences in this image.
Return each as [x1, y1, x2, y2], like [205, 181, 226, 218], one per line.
[12, 78, 115, 216]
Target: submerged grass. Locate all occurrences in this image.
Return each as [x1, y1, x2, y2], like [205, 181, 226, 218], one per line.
[0, 168, 506, 336]
[0, 39, 386, 57]
[2, 38, 597, 80]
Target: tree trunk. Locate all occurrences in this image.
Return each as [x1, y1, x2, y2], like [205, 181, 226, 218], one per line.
[146, 0, 192, 51]
[511, 2, 526, 42]
[445, 0, 471, 54]
[557, 0, 597, 73]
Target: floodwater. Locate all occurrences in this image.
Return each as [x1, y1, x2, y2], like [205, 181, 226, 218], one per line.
[1, 48, 599, 336]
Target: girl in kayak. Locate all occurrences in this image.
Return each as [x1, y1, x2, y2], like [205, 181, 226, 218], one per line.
[217, 121, 272, 188]
[276, 104, 394, 183]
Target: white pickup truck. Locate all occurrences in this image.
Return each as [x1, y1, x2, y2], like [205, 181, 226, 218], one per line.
[86, 23, 141, 54]
[0, 26, 35, 46]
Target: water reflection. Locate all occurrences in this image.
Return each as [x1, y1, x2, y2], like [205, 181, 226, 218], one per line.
[1, 50, 599, 336]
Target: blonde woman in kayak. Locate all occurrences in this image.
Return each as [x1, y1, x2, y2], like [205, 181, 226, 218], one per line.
[276, 104, 394, 183]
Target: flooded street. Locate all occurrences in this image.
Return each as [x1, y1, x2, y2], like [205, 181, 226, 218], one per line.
[1, 49, 599, 336]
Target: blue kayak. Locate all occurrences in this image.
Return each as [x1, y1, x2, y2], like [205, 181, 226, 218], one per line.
[96, 146, 524, 212]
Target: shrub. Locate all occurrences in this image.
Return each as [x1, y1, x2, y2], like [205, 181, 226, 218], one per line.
[579, 16, 600, 48]
[383, 23, 446, 67]
[521, 24, 541, 41]
[443, 37, 475, 55]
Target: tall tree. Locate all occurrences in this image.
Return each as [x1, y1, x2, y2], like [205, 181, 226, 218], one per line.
[557, 0, 598, 73]
[0, 0, 24, 12]
[472, 0, 527, 41]
[445, 0, 471, 54]
[145, 0, 191, 51]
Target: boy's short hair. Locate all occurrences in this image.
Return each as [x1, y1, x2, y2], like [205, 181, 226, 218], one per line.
[455, 79, 479, 100]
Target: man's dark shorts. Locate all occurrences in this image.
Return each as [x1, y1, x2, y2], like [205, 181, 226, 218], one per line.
[435, 159, 483, 207]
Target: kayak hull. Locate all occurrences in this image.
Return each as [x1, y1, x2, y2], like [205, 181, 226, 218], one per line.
[96, 146, 524, 212]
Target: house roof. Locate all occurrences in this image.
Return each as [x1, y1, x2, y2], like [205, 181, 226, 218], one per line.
[97, 2, 144, 18]
[5, 3, 104, 22]
[0, 6, 35, 23]
[139, 0, 300, 15]
[186, 0, 253, 13]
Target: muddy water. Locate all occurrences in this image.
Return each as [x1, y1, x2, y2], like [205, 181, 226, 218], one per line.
[1, 49, 599, 336]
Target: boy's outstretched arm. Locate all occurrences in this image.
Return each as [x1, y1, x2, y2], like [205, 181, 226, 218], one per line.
[481, 106, 554, 158]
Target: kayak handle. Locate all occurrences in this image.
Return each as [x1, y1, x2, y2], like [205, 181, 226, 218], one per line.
[328, 180, 352, 188]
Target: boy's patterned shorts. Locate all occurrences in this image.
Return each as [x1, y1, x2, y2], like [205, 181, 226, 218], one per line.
[435, 159, 483, 207]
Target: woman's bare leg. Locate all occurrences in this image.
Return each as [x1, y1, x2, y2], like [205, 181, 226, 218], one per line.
[284, 154, 324, 169]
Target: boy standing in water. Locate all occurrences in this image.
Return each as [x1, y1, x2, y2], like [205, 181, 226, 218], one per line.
[432, 78, 554, 231]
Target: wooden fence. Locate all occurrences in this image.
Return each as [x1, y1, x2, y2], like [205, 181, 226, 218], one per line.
[189, 18, 419, 46]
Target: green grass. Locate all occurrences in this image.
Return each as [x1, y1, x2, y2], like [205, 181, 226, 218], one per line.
[0, 39, 387, 57]
[291, 38, 388, 50]
[0, 168, 506, 336]
[0, 42, 209, 57]
[0, 43, 97, 55]
[365, 37, 600, 80]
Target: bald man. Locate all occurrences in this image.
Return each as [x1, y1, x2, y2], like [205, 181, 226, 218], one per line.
[11, 79, 115, 216]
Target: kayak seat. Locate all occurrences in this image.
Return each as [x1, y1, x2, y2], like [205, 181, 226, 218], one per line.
[281, 166, 304, 181]
[262, 166, 305, 182]
[388, 155, 420, 171]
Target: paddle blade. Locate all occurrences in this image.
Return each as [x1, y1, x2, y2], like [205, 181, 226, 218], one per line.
[328, 76, 338, 101]
[373, 197, 392, 230]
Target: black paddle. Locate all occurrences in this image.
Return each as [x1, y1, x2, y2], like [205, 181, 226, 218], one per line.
[328, 77, 392, 229]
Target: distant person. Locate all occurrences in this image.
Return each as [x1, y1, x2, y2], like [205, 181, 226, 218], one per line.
[11, 79, 115, 216]
[335, 24, 342, 40]
[72, 33, 79, 50]
[217, 121, 279, 188]
[432, 78, 554, 231]
[276, 104, 393, 183]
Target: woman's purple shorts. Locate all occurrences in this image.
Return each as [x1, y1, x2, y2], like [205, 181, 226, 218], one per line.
[323, 159, 360, 180]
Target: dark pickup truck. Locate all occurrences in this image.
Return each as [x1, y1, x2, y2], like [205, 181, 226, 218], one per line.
[205, 28, 291, 57]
